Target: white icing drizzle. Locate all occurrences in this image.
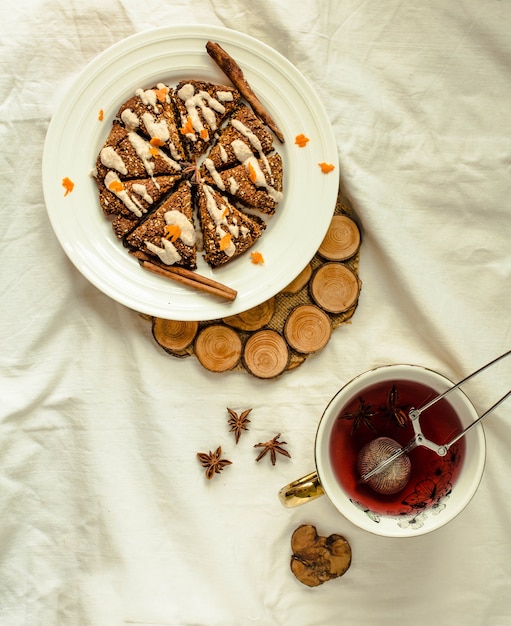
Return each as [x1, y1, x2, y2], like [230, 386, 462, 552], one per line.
[203, 158, 225, 191]
[167, 142, 181, 161]
[219, 144, 228, 163]
[120, 109, 140, 131]
[136, 87, 159, 112]
[145, 239, 182, 265]
[104, 171, 144, 217]
[231, 119, 273, 183]
[231, 119, 264, 154]
[231, 139, 283, 203]
[177, 83, 226, 137]
[216, 91, 234, 102]
[164, 210, 196, 247]
[100, 146, 128, 175]
[228, 176, 239, 195]
[141, 112, 170, 143]
[131, 184, 153, 205]
[203, 184, 237, 257]
[127, 131, 181, 175]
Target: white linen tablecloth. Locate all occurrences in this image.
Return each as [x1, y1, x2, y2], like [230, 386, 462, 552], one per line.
[2, 1, 511, 624]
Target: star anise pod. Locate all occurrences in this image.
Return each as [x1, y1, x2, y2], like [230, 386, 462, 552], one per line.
[227, 407, 252, 444]
[254, 433, 291, 466]
[197, 446, 232, 479]
[181, 160, 201, 185]
[380, 384, 409, 428]
[339, 397, 376, 435]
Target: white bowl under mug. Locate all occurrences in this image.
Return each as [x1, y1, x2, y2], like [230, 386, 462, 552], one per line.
[279, 365, 486, 537]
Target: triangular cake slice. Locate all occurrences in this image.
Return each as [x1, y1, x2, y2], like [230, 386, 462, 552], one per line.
[197, 183, 266, 269]
[95, 121, 183, 182]
[116, 83, 187, 163]
[201, 151, 283, 215]
[205, 104, 275, 171]
[98, 174, 181, 219]
[97, 174, 182, 238]
[124, 181, 197, 269]
[174, 80, 240, 158]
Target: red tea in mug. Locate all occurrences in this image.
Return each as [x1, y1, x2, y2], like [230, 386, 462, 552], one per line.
[329, 379, 466, 516]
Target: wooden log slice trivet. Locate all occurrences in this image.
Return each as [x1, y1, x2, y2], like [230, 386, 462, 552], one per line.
[194, 325, 242, 372]
[280, 263, 313, 295]
[310, 263, 360, 314]
[148, 189, 363, 378]
[242, 330, 290, 379]
[222, 297, 275, 331]
[152, 318, 198, 355]
[318, 215, 360, 261]
[284, 305, 332, 354]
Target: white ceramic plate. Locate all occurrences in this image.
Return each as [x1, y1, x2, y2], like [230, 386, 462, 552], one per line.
[42, 25, 339, 320]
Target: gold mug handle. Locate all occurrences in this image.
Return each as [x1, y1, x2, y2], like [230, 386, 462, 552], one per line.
[278, 471, 325, 507]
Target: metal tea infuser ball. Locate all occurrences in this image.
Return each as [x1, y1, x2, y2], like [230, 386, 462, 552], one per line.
[358, 350, 511, 494]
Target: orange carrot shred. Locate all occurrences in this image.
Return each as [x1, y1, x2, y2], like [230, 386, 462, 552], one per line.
[180, 117, 194, 135]
[164, 224, 181, 242]
[62, 177, 74, 196]
[150, 137, 165, 147]
[295, 133, 309, 147]
[98, 109, 104, 122]
[200, 128, 209, 140]
[318, 162, 335, 174]
[248, 162, 257, 183]
[149, 147, 159, 157]
[250, 251, 264, 265]
[220, 233, 232, 251]
[108, 180, 124, 193]
[155, 87, 168, 103]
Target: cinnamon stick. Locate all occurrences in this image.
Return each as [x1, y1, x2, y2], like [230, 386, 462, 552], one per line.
[206, 41, 285, 143]
[139, 259, 237, 301]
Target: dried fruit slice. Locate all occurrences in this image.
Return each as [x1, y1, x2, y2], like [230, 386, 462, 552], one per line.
[174, 80, 240, 157]
[95, 121, 183, 182]
[290, 524, 352, 587]
[116, 83, 187, 162]
[197, 183, 266, 269]
[124, 181, 197, 269]
[205, 104, 274, 171]
[201, 152, 283, 215]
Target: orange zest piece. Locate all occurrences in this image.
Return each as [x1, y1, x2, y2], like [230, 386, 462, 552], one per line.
[318, 162, 335, 174]
[248, 162, 258, 183]
[108, 180, 124, 193]
[150, 137, 165, 147]
[200, 128, 209, 140]
[98, 109, 104, 122]
[221, 207, 229, 219]
[250, 251, 264, 265]
[294, 133, 309, 147]
[219, 232, 232, 251]
[149, 147, 159, 157]
[180, 117, 194, 135]
[164, 224, 182, 242]
[155, 87, 168, 103]
[62, 177, 74, 196]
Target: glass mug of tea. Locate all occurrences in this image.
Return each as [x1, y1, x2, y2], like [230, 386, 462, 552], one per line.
[279, 364, 486, 537]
